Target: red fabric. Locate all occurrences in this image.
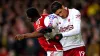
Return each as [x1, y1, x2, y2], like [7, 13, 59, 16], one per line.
[0, 51, 8, 56]
[33, 14, 63, 51]
[63, 46, 86, 56]
[38, 47, 46, 56]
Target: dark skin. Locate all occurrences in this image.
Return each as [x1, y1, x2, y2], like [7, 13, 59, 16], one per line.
[15, 29, 43, 40]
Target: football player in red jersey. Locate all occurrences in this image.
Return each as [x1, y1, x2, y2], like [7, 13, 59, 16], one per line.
[15, 7, 63, 56]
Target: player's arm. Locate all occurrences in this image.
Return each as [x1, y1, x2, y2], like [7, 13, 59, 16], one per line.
[55, 9, 81, 38]
[15, 31, 42, 40]
[15, 27, 52, 40]
[23, 31, 43, 38]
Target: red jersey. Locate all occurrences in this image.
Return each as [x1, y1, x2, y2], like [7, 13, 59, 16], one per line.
[33, 14, 63, 51]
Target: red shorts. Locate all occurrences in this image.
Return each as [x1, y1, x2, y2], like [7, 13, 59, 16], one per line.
[63, 46, 86, 56]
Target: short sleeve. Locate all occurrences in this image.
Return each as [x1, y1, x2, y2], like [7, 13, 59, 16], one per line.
[72, 9, 81, 21]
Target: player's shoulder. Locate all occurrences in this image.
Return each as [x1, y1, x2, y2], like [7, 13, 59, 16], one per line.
[70, 8, 80, 14]
[38, 14, 48, 21]
[41, 14, 48, 17]
[40, 14, 48, 19]
[71, 8, 80, 12]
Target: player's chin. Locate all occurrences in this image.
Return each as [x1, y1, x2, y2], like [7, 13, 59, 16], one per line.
[60, 16, 64, 18]
[31, 19, 36, 22]
[31, 20, 34, 22]
[62, 16, 66, 18]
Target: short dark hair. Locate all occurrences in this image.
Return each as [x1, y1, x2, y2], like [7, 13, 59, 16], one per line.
[50, 1, 62, 13]
[26, 7, 40, 19]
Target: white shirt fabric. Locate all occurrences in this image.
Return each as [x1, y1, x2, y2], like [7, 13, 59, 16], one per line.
[44, 8, 85, 51]
[47, 51, 63, 56]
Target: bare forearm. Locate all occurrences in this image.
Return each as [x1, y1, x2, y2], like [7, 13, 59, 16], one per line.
[23, 31, 43, 38]
[15, 27, 52, 40]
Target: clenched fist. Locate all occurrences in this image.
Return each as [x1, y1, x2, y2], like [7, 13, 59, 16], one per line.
[15, 34, 25, 40]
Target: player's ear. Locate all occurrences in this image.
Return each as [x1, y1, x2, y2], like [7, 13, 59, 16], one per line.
[62, 5, 65, 9]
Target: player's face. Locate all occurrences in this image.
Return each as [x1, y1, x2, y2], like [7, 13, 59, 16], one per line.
[28, 18, 36, 22]
[55, 6, 67, 18]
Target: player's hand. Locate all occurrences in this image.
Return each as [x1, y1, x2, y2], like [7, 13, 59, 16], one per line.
[15, 34, 25, 40]
[54, 34, 63, 42]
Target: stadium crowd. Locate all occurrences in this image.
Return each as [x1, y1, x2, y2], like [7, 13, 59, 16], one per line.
[0, 0, 100, 56]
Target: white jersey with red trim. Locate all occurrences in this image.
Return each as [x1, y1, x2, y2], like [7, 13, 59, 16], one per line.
[44, 8, 85, 51]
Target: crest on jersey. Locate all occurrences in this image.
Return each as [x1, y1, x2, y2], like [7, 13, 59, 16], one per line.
[76, 14, 81, 19]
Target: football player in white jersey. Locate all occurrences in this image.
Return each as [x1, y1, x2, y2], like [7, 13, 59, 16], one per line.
[44, 1, 86, 56]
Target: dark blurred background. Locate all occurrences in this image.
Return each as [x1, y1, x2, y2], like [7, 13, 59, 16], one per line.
[0, 0, 100, 56]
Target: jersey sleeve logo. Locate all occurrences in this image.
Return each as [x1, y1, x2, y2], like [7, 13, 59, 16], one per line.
[76, 14, 81, 19]
[68, 19, 70, 22]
